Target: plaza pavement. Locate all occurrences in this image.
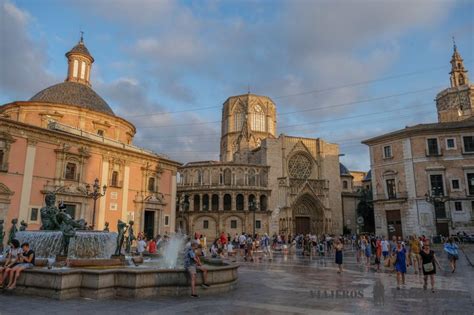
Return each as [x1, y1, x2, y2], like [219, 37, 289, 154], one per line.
[0, 244, 473, 315]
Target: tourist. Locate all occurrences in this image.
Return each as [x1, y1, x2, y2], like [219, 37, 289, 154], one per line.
[227, 241, 235, 257]
[375, 237, 382, 272]
[210, 240, 219, 258]
[0, 239, 21, 287]
[6, 242, 35, 290]
[184, 242, 209, 298]
[335, 238, 343, 274]
[419, 242, 442, 293]
[444, 237, 459, 273]
[137, 237, 147, 256]
[219, 231, 228, 247]
[239, 232, 247, 257]
[244, 234, 254, 262]
[381, 236, 389, 261]
[394, 241, 407, 290]
[409, 234, 421, 274]
[148, 238, 157, 254]
[261, 233, 273, 261]
[364, 237, 372, 266]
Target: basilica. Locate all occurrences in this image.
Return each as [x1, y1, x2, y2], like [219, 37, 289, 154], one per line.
[176, 94, 343, 239]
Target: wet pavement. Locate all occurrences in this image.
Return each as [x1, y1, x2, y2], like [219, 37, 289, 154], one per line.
[0, 244, 473, 315]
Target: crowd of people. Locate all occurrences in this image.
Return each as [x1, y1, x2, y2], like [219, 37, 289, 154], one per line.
[0, 239, 35, 290]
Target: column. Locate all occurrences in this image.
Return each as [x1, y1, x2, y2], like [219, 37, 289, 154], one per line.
[170, 172, 177, 232]
[18, 139, 37, 222]
[199, 193, 203, 212]
[245, 193, 249, 211]
[219, 192, 224, 211]
[121, 165, 130, 222]
[190, 196, 194, 212]
[231, 192, 236, 211]
[98, 160, 109, 229]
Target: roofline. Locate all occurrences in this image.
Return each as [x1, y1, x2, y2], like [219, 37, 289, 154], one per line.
[222, 93, 276, 105]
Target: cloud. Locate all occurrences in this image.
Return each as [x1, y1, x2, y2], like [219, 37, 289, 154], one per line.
[0, 0, 55, 100]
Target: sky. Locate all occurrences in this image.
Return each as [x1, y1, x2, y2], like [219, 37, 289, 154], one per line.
[0, 0, 473, 170]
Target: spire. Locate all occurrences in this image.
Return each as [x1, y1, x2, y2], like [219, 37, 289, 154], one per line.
[65, 34, 94, 86]
[449, 38, 469, 88]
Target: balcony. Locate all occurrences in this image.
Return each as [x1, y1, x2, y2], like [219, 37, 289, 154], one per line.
[425, 148, 443, 157]
[374, 191, 408, 201]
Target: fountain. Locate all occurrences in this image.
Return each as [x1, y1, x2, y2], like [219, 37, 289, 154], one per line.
[1, 192, 239, 299]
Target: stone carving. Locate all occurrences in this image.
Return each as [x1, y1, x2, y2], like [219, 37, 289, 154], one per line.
[125, 220, 135, 254]
[19, 220, 28, 231]
[288, 153, 312, 179]
[114, 220, 128, 256]
[8, 218, 18, 244]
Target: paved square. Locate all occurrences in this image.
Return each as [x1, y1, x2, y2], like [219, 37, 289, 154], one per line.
[0, 245, 473, 315]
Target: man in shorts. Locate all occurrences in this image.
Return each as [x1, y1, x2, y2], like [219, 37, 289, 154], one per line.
[184, 242, 209, 297]
[6, 242, 35, 290]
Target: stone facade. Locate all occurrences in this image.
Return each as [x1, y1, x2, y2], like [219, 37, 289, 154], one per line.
[363, 45, 474, 238]
[178, 93, 343, 239]
[0, 38, 180, 245]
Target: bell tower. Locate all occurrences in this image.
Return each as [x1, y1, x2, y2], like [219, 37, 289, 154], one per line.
[65, 33, 94, 86]
[450, 38, 469, 88]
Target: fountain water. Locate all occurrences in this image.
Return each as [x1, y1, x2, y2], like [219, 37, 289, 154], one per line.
[156, 233, 187, 269]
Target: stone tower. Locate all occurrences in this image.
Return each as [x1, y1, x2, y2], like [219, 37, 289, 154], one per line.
[65, 33, 94, 86]
[435, 41, 474, 123]
[220, 94, 277, 162]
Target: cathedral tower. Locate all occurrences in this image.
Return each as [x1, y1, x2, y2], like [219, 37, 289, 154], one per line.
[220, 94, 277, 162]
[435, 41, 474, 123]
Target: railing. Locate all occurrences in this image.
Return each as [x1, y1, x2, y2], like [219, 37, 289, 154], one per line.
[373, 191, 408, 201]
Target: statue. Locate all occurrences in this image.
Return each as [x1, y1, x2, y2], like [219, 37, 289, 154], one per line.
[114, 220, 128, 256]
[19, 220, 28, 231]
[40, 192, 60, 230]
[103, 222, 110, 232]
[125, 220, 135, 254]
[8, 218, 18, 244]
[0, 220, 4, 252]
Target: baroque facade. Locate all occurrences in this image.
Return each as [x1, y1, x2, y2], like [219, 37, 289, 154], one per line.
[0, 37, 180, 246]
[177, 94, 343, 239]
[363, 44, 474, 238]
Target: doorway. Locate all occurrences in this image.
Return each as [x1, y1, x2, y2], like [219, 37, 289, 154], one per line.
[144, 210, 155, 239]
[295, 217, 311, 235]
[386, 210, 402, 239]
[436, 222, 449, 237]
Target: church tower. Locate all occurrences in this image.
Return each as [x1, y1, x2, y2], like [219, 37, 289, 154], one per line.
[65, 33, 94, 86]
[435, 41, 474, 123]
[220, 94, 277, 162]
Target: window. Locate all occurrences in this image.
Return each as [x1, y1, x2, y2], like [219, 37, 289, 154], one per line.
[430, 174, 444, 196]
[260, 195, 268, 211]
[451, 179, 460, 190]
[30, 208, 39, 222]
[165, 215, 169, 226]
[211, 194, 219, 211]
[97, 130, 104, 136]
[224, 194, 232, 211]
[224, 169, 231, 185]
[427, 138, 439, 155]
[463, 136, 474, 153]
[343, 180, 348, 189]
[111, 171, 119, 187]
[234, 110, 245, 131]
[231, 220, 237, 229]
[383, 146, 392, 158]
[194, 194, 201, 211]
[202, 194, 209, 211]
[386, 179, 396, 199]
[73, 59, 79, 78]
[80, 61, 86, 79]
[110, 203, 118, 211]
[148, 177, 155, 192]
[251, 105, 265, 132]
[65, 162, 77, 180]
[467, 173, 474, 195]
[203, 220, 209, 229]
[255, 220, 261, 229]
[454, 202, 463, 211]
[446, 138, 456, 150]
[236, 194, 244, 211]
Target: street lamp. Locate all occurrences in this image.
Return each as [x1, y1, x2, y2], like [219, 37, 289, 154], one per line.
[249, 200, 259, 237]
[86, 178, 107, 229]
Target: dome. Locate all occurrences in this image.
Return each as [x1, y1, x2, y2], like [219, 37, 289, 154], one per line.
[29, 82, 114, 115]
[339, 163, 351, 176]
[66, 40, 94, 61]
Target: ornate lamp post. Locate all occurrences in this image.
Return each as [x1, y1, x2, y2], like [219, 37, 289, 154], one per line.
[424, 190, 450, 236]
[249, 200, 259, 237]
[86, 178, 107, 229]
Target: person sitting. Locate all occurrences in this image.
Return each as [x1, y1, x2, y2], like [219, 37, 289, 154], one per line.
[0, 239, 21, 287]
[6, 242, 35, 290]
[184, 242, 210, 298]
[136, 237, 147, 256]
[148, 238, 157, 254]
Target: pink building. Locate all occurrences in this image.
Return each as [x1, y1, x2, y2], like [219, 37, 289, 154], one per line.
[0, 37, 180, 246]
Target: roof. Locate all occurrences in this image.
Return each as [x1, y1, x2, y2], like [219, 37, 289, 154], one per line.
[66, 41, 94, 61]
[339, 163, 351, 176]
[29, 82, 114, 115]
[362, 117, 474, 144]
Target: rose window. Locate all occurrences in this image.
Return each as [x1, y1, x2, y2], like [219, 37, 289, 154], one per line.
[288, 153, 312, 179]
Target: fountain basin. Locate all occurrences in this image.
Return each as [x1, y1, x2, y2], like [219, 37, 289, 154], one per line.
[3, 263, 239, 300]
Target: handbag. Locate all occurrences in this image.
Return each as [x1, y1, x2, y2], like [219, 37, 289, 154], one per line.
[423, 262, 434, 272]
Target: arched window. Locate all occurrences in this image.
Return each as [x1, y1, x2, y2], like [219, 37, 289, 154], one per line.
[224, 194, 232, 211]
[196, 170, 202, 185]
[212, 194, 219, 211]
[203, 194, 209, 211]
[459, 74, 465, 86]
[183, 195, 190, 211]
[260, 195, 267, 211]
[73, 59, 79, 78]
[236, 194, 244, 211]
[194, 194, 201, 211]
[251, 105, 265, 132]
[148, 177, 155, 192]
[234, 107, 245, 131]
[111, 171, 119, 187]
[248, 194, 256, 210]
[65, 162, 77, 180]
[248, 169, 256, 186]
[80, 61, 86, 79]
[224, 168, 232, 185]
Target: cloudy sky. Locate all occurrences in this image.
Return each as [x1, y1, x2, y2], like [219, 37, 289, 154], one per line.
[0, 0, 473, 170]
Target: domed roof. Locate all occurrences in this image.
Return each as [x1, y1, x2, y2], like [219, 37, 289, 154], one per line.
[65, 37, 94, 61]
[339, 163, 351, 176]
[29, 82, 114, 115]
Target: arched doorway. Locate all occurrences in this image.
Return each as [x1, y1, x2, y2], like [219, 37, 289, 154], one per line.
[292, 194, 324, 235]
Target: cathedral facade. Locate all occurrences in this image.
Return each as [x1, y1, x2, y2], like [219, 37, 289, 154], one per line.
[177, 94, 343, 239]
[0, 37, 180, 245]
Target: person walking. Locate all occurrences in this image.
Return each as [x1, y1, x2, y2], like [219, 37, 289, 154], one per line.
[394, 241, 407, 290]
[419, 242, 442, 293]
[364, 237, 372, 266]
[335, 238, 343, 274]
[409, 234, 421, 274]
[444, 237, 459, 273]
[375, 237, 382, 272]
